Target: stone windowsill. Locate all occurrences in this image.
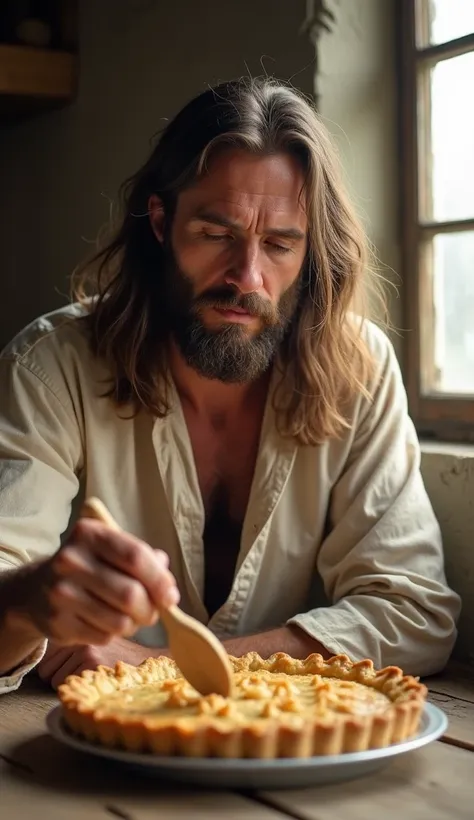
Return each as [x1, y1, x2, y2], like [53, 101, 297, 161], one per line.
[419, 439, 473, 667]
[420, 440, 474, 458]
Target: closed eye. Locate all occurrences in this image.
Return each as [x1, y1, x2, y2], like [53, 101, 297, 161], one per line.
[203, 232, 231, 242]
[203, 232, 292, 255]
[266, 242, 292, 255]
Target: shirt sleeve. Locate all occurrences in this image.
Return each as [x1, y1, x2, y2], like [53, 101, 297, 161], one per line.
[0, 641, 47, 694]
[288, 325, 461, 677]
[0, 354, 83, 691]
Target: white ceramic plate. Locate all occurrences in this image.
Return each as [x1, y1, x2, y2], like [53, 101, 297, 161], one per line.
[46, 702, 447, 790]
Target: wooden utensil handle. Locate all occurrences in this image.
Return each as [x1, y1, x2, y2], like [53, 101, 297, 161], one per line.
[80, 497, 121, 532]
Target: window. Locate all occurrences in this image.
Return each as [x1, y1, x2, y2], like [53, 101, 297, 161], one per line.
[400, 0, 474, 440]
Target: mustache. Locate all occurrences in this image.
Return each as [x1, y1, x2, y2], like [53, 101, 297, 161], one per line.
[193, 287, 278, 324]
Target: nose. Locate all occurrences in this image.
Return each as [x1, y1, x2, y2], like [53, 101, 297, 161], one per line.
[224, 241, 263, 294]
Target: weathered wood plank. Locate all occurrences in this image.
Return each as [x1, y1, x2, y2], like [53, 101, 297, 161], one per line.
[0, 679, 288, 819]
[0, 754, 288, 820]
[0, 759, 110, 820]
[428, 691, 474, 749]
[2, 672, 474, 819]
[259, 742, 473, 820]
[0, 680, 56, 752]
[423, 660, 474, 749]
[111, 793, 291, 819]
[425, 661, 474, 703]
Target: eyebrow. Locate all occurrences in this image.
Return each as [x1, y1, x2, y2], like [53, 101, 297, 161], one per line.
[191, 209, 306, 242]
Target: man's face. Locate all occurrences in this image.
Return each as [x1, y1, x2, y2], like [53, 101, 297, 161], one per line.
[152, 149, 308, 383]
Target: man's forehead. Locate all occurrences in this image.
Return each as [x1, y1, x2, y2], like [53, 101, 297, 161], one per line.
[179, 151, 307, 227]
[191, 150, 304, 202]
[191, 194, 304, 216]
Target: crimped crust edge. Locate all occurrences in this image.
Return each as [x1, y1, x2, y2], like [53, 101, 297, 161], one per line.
[58, 652, 427, 758]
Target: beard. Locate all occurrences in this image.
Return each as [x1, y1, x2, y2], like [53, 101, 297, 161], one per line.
[163, 250, 302, 383]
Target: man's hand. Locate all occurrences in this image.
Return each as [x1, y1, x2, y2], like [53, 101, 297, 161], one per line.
[222, 625, 331, 660]
[7, 517, 180, 648]
[38, 638, 171, 689]
[36, 625, 329, 690]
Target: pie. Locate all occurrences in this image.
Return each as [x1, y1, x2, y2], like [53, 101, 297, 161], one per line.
[58, 652, 427, 758]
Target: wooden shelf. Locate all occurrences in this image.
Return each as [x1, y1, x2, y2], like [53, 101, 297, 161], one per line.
[0, 43, 77, 121]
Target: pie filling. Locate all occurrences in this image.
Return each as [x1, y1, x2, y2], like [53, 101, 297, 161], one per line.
[93, 669, 391, 725]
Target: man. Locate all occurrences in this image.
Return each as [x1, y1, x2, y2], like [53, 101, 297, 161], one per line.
[0, 78, 460, 693]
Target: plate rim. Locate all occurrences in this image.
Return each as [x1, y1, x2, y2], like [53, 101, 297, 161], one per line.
[46, 701, 448, 772]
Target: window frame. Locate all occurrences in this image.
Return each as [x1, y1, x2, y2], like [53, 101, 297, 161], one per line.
[399, 0, 474, 442]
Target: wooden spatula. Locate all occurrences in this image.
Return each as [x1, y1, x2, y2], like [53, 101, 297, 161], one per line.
[80, 496, 233, 697]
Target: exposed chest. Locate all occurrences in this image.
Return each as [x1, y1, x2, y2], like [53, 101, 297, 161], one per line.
[181, 400, 266, 617]
[183, 407, 263, 523]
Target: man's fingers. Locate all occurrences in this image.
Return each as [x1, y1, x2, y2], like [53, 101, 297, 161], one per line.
[149, 565, 181, 609]
[38, 646, 74, 681]
[56, 520, 178, 612]
[50, 656, 88, 690]
[67, 520, 170, 581]
[41, 642, 69, 664]
[45, 609, 112, 647]
[52, 549, 157, 626]
[50, 581, 137, 638]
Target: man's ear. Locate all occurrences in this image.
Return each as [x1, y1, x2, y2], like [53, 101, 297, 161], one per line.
[148, 194, 165, 243]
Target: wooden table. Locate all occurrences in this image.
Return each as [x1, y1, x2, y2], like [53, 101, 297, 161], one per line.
[1, 662, 473, 819]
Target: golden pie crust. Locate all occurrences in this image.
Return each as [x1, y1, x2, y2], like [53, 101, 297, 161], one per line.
[58, 652, 427, 758]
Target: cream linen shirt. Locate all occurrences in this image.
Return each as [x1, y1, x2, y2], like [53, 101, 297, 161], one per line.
[0, 305, 460, 693]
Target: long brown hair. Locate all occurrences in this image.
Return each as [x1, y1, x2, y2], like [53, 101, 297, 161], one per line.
[72, 77, 386, 445]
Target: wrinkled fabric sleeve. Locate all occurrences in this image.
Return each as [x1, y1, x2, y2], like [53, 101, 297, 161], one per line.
[0, 642, 47, 694]
[288, 329, 461, 676]
[0, 355, 82, 692]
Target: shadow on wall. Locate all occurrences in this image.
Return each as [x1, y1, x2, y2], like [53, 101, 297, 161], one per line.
[0, 0, 315, 349]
